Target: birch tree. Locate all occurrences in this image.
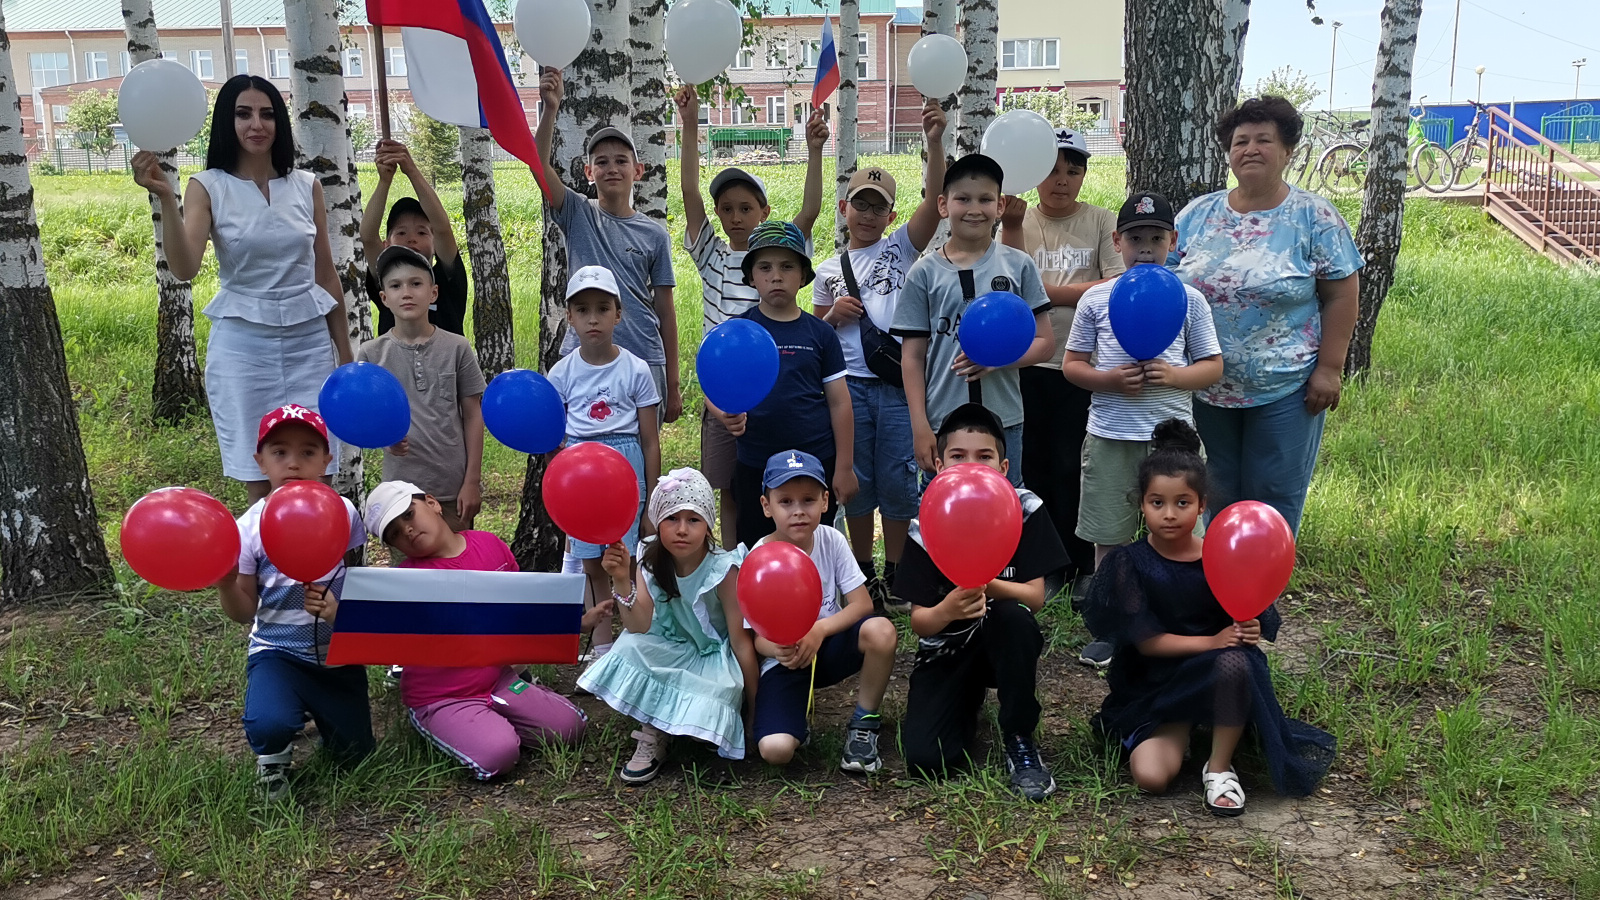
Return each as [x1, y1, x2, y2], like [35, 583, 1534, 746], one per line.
[834, 0, 859, 252]
[1125, 0, 1252, 210]
[0, 7, 114, 604]
[122, 0, 207, 425]
[1347, 0, 1421, 375]
[513, 0, 632, 571]
[459, 127, 515, 377]
[955, 0, 997, 157]
[630, 0, 670, 223]
[284, 0, 368, 500]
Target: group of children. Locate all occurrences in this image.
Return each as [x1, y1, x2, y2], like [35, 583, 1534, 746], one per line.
[210, 71, 1334, 815]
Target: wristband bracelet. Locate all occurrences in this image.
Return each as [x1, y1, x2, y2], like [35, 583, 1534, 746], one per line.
[612, 586, 636, 609]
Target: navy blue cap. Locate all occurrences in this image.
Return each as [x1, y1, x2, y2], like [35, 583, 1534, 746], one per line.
[763, 449, 827, 490]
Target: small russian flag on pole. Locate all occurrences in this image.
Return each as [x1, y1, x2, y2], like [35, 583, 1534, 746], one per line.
[812, 16, 840, 110]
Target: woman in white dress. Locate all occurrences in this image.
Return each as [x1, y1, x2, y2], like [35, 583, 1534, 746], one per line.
[133, 75, 353, 503]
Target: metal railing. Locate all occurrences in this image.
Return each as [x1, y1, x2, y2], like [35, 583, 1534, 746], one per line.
[1484, 106, 1600, 264]
[1541, 115, 1600, 153]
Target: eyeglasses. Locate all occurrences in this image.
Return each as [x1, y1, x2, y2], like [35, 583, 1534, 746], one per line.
[849, 196, 892, 217]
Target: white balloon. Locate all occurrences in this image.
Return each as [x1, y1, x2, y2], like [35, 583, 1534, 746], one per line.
[981, 110, 1058, 195]
[118, 59, 208, 152]
[514, 0, 591, 71]
[665, 0, 743, 86]
[906, 34, 967, 99]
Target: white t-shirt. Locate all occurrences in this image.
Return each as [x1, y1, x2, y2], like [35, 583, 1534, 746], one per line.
[1066, 277, 1223, 441]
[236, 494, 366, 664]
[812, 225, 918, 379]
[687, 220, 815, 335]
[547, 346, 662, 440]
[744, 524, 867, 672]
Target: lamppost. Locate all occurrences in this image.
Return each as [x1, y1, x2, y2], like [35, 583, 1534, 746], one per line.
[1576, 59, 1588, 101]
[1475, 65, 1486, 106]
[1328, 21, 1343, 117]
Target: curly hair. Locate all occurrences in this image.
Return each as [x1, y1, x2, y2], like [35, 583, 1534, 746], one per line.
[1214, 95, 1304, 149]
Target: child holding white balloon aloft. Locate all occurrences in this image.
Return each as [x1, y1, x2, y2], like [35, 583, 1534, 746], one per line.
[1084, 419, 1334, 816]
[576, 468, 760, 783]
[674, 85, 828, 549]
[548, 266, 662, 663]
[745, 450, 896, 774]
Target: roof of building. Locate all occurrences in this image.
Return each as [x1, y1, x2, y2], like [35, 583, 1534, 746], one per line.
[892, 7, 924, 25]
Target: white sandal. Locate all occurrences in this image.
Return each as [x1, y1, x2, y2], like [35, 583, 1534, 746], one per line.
[1201, 763, 1246, 817]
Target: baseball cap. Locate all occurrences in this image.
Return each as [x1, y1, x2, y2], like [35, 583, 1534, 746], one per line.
[1054, 128, 1091, 162]
[942, 153, 1005, 192]
[1117, 191, 1176, 232]
[565, 265, 621, 301]
[845, 166, 897, 205]
[364, 480, 425, 540]
[385, 196, 428, 233]
[709, 167, 768, 205]
[741, 221, 816, 286]
[256, 404, 329, 452]
[585, 125, 636, 155]
[762, 449, 828, 491]
[937, 402, 1008, 455]
[375, 244, 435, 285]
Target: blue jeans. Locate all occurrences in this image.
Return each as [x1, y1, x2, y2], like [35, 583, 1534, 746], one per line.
[242, 650, 374, 760]
[845, 377, 919, 521]
[1193, 382, 1327, 536]
[567, 433, 646, 558]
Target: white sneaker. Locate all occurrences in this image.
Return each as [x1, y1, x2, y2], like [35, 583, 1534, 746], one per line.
[256, 749, 292, 802]
[620, 726, 671, 784]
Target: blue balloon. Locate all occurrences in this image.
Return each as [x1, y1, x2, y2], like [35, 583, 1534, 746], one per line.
[1108, 264, 1188, 361]
[958, 291, 1035, 369]
[696, 319, 779, 415]
[318, 362, 410, 449]
[482, 369, 566, 455]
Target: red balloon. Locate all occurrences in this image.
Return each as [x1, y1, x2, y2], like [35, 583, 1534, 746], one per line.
[1202, 501, 1296, 622]
[919, 464, 1022, 589]
[543, 442, 641, 546]
[120, 487, 241, 591]
[260, 481, 352, 584]
[737, 541, 823, 645]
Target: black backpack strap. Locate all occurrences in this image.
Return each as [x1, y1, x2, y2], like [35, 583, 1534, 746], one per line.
[957, 268, 981, 405]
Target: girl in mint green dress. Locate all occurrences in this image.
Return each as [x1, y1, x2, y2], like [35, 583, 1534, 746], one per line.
[578, 468, 760, 782]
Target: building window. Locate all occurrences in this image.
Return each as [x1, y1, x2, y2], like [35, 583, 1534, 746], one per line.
[766, 95, 787, 125]
[697, 104, 710, 126]
[342, 48, 363, 77]
[733, 47, 753, 70]
[857, 32, 869, 79]
[349, 102, 368, 119]
[120, 51, 131, 74]
[1000, 38, 1059, 70]
[804, 40, 821, 69]
[190, 50, 214, 79]
[1076, 98, 1105, 121]
[269, 48, 291, 78]
[53, 104, 69, 123]
[29, 52, 70, 88]
[385, 47, 407, 77]
[84, 51, 110, 80]
[766, 41, 788, 68]
[235, 49, 250, 75]
[731, 104, 754, 125]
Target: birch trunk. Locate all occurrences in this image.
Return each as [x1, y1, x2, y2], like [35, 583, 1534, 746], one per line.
[283, 0, 366, 503]
[629, 0, 670, 224]
[513, 0, 631, 571]
[122, 0, 207, 425]
[459, 127, 515, 378]
[834, 0, 859, 252]
[955, 0, 997, 158]
[1124, 0, 1251, 210]
[0, 7, 114, 604]
[1347, 0, 1421, 375]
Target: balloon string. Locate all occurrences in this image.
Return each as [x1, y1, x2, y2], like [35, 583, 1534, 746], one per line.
[315, 562, 348, 668]
[806, 658, 816, 722]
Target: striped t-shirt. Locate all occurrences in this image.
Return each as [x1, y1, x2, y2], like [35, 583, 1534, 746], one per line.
[236, 492, 367, 665]
[687, 221, 815, 335]
[1066, 276, 1222, 442]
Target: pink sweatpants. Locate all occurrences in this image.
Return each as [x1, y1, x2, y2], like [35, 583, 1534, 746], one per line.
[408, 668, 587, 779]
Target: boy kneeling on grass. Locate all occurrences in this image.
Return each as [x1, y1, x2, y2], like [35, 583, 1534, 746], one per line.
[897, 403, 1069, 801]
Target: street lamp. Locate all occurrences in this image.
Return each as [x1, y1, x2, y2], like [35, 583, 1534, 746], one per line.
[1576, 59, 1588, 101]
[1328, 21, 1343, 116]
[1475, 65, 1486, 105]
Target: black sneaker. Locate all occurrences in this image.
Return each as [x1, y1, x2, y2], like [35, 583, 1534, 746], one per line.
[840, 718, 883, 774]
[1077, 640, 1114, 669]
[866, 576, 891, 613]
[384, 665, 404, 687]
[1004, 734, 1056, 802]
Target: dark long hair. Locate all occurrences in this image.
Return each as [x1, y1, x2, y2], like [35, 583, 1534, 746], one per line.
[641, 538, 682, 602]
[205, 75, 295, 177]
[1137, 418, 1210, 503]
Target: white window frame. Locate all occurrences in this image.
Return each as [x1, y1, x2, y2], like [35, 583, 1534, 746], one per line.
[235, 48, 250, 76]
[342, 48, 363, 78]
[1075, 98, 1105, 121]
[349, 102, 369, 119]
[731, 104, 755, 125]
[190, 49, 214, 80]
[766, 95, 787, 126]
[120, 51, 132, 74]
[733, 46, 754, 70]
[766, 40, 788, 68]
[385, 46, 407, 77]
[29, 52, 70, 88]
[1000, 38, 1059, 71]
[857, 32, 869, 79]
[84, 51, 109, 80]
[269, 48, 291, 78]
[52, 104, 69, 123]
[803, 39, 822, 69]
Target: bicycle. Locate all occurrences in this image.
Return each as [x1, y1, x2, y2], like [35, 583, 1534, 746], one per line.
[1409, 97, 1457, 193]
[1447, 100, 1491, 188]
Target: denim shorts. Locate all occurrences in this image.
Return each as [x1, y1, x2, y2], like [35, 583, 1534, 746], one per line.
[567, 432, 646, 559]
[845, 376, 920, 521]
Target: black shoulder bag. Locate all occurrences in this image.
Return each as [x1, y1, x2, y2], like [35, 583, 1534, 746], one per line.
[839, 248, 904, 388]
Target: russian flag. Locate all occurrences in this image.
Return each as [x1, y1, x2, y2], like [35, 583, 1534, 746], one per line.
[366, 0, 552, 197]
[812, 16, 840, 110]
[327, 567, 585, 667]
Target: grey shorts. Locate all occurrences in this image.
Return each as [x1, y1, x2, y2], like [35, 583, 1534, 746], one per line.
[1077, 434, 1204, 546]
[700, 404, 738, 490]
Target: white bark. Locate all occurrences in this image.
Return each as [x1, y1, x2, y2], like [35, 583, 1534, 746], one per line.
[834, 2, 859, 252]
[955, 0, 997, 157]
[0, 6, 114, 602]
[459, 126, 515, 377]
[630, 0, 670, 223]
[122, 0, 208, 424]
[283, 0, 366, 501]
[1349, 0, 1422, 375]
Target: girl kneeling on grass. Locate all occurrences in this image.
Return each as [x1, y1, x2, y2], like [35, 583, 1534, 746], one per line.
[577, 469, 760, 783]
[1084, 419, 1335, 816]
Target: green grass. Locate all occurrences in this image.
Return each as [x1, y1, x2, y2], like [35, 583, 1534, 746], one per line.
[7, 158, 1600, 897]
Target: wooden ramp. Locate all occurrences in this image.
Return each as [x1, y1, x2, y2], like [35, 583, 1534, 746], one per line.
[1480, 108, 1600, 265]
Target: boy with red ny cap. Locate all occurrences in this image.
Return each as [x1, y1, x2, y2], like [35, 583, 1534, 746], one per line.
[213, 404, 372, 801]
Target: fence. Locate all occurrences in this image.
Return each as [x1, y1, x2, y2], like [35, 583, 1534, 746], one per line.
[1541, 115, 1600, 153]
[1419, 117, 1455, 147]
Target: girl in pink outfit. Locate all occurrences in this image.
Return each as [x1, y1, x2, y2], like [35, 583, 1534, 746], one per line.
[364, 481, 587, 779]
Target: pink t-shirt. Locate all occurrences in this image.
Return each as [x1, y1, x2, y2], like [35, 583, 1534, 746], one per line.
[397, 530, 521, 709]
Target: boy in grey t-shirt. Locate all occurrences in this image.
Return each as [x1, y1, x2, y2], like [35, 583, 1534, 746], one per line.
[891, 154, 1052, 488]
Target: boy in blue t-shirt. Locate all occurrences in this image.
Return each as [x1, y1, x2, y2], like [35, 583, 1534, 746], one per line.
[708, 221, 857, 549]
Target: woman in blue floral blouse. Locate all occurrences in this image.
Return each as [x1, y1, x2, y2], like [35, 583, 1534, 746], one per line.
[1173, 96, 1363, 536]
